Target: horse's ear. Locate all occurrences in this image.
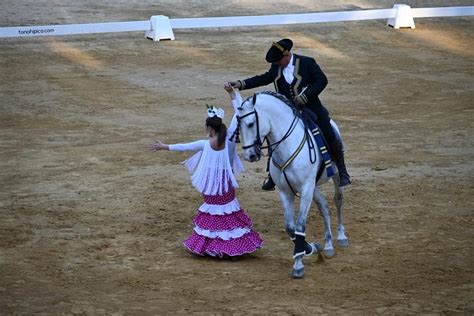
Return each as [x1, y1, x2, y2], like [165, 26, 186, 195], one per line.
[252, 93, 257, 105]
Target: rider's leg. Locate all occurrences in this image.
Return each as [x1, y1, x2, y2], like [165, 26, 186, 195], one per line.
[262, 173, 275, 191]
[262, 148, 275, 191]
[317, 116, 351, 187]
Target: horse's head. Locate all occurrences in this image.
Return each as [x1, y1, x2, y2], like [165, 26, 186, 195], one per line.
[237, 93, 270, 162]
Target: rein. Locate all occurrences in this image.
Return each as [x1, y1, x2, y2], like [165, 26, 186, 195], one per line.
[265, 114, 300, 151]
[237, 107, 300, 153]
[237, 100, 318, 196]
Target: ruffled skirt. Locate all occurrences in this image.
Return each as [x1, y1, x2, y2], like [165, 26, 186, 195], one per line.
[183, 185, 263, 257]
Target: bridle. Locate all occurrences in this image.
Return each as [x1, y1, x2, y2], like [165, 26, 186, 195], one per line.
[236, 104, 300, 161]
[237, 109, 263, 159]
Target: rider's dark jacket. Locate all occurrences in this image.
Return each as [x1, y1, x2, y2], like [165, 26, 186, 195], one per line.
[239, 53, 334, 142]
[240, 54, 330, 120]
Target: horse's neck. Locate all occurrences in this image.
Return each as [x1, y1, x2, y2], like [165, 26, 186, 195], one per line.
[261, 99, 304, 153]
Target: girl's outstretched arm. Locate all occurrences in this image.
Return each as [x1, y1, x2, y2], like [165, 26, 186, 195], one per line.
[224, 83, 240, 142]
[148, 140, 169, 151]
[150, 139, 206, 152]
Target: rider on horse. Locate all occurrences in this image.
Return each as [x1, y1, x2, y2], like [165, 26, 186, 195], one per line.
[229, 38, 351, 189]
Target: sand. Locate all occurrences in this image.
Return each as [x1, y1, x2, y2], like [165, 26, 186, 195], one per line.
[0, 1, 473, 314]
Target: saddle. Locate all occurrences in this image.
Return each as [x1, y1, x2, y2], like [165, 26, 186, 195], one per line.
[299, 108, 335, 180]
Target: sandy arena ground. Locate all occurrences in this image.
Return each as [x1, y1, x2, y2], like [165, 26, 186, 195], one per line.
[1, 1, 473, 314]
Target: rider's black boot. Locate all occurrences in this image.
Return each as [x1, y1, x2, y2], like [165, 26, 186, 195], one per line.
[329, 139, 351, 187]
[261, 174, 275, 191]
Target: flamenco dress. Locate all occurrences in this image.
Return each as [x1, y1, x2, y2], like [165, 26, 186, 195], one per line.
[169, 139, 263, 257]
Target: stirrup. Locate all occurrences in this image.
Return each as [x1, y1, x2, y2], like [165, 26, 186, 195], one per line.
[261, 177, 275, 191]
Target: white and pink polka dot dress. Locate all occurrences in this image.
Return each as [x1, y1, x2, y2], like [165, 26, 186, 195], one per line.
[170, 139, 263, 257]
[184, 180, 263, 257]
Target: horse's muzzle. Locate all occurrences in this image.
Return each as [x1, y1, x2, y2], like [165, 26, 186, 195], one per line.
[245, 144, 261, 162]
[248, 154, 261, 162]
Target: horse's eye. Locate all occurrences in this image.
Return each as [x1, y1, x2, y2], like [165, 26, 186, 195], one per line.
[248, 123, 254, 128]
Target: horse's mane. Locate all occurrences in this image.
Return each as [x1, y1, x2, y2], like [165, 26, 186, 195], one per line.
[242, 94, 254, 108]
[259, 90, 294, 107]
[243, 90, 299, 114]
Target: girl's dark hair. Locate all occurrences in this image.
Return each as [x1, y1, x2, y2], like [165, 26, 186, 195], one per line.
[206, 116, 227, 147]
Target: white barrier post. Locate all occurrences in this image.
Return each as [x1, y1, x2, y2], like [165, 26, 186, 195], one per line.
[387, 4, 416, 29]
[145, 15, 175, 41]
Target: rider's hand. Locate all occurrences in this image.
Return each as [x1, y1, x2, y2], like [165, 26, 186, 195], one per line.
[229, 80, 243, 90]
[293, 95, 306, 109]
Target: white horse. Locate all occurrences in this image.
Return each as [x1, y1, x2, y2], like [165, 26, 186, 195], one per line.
[236, 91, 348, 279]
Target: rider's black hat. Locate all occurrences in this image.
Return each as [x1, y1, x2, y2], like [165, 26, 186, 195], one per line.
[265, 38, 293, 63]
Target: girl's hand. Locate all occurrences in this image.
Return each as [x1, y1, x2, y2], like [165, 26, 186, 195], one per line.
[148, 140, 168, 151]
[224, 82, 234, 93]
[224, 82, 237, 101]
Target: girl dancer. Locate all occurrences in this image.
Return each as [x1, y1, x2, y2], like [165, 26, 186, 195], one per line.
[149, 87, 262, 257]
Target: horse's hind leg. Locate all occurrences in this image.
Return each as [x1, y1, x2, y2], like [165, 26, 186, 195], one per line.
[333, 180, 348, 248]
[313, 188, 335, 258]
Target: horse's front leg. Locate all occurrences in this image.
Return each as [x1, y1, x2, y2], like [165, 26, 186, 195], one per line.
[314, 187, 335, 258]
[277, 187, 305, 279]
[280, 189, 319, 258]
[277, 188, 296, 239]
[291, 183, 316, 279]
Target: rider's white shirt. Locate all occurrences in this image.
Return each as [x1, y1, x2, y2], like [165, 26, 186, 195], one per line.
[283, 54, 295, 84]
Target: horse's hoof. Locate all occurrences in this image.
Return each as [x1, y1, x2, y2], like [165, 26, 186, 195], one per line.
[292, 268, 305, 279]
[337, 238, 349, 248]
[324, 248, 335, 258]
